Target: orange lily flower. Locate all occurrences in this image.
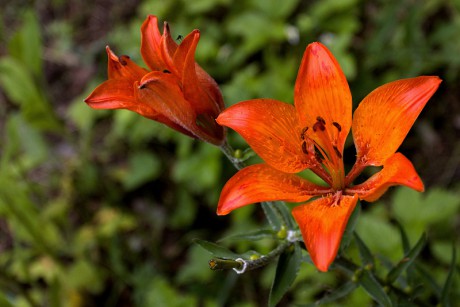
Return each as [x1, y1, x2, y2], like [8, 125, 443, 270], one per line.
[85, 15, 225, 145]
[216, 42, 441, 272]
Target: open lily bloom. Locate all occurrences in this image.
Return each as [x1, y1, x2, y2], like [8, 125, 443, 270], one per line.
[216, 42, 441, 272]
[85, 15, 225, 145]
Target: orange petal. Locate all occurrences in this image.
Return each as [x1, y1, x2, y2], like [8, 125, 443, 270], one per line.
[137, 71, 224, 145]
[292, 194, 358, 272]
[106, 46, 147, 81]
[352, 76, 442, 166]
[159, 22, 178, 74]
[294, 42, 352, 155]
[140, 15, 166, 71]
[174, 30, 222, 116]
[216, 99, 314, 173]
[85, 79, 138, 110]
[217, 164, 329, 215]
[347, 153, 424, 202]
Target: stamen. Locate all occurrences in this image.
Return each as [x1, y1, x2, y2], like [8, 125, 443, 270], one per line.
[301, 141, 308, 154]
[163, 70, 171, 74]
[333, 146, 342, 159]
[313, 121, 325, 132]
[332, 122, 342, 132]
[314, 147, 324, 163]
[316, 116, 326, 125]
[300, 127, 309, 140]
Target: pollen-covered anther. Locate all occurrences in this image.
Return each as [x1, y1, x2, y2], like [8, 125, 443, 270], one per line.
[332, 122, 342, 132]
[300, 126, 309, 140]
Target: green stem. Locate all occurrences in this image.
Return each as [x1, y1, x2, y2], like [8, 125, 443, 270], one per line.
[209, 241, 293, 273]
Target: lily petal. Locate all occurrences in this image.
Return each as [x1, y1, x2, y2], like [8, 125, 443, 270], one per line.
[347, 153, 424, 202]
[292, 194, 358, 272]
[216, 99, 314, 173]
[106, 46, 147, 81]
[217, 164, 328, 215]
[352, 76, 442, 166]
[138, 71, 223, 145]
[294, 42, 352, 155]
[140, 15, 166, 71]
[174, 30, 222, 116]
[159, 22, 178, 74]
[85, 79, 139, 110]
[84, 78, 192, 137]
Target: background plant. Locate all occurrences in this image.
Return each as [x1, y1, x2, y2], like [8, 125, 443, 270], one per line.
[0, 0, 459, 306]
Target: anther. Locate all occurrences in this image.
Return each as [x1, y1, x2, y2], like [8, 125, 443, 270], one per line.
[313, 121, 325, 132]
[301, 141, 308, 154]
[300, 127, 309, 140]
[316, 116, 326, 125]
[332, 122, 342, 132]
[333, 146, 342, 159]
[163, 69, 171, 74]
[119, 55, 130, 66]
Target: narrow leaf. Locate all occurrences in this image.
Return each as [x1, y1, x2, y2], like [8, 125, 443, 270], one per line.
[193, 239, 239, 259]
[359, 270, 393, 307]
[441, 245, 456, 307]
[386, 233, 426, 284]
[218, 229, 276, 242]
[261, 202, 283, 230]
[314, 281, 358, 305]
[414, 263, 441, 297]
[395, 220, 411, 253]
[268, 244, 301, 307]
[354, 232, 375, 267]
[340, 204, 361, 253]
[273, 201, 297, 229]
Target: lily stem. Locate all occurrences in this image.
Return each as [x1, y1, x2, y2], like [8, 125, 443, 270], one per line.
[209, 241, 293, 273]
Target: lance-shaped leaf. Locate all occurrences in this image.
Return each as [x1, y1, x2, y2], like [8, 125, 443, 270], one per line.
[414, 263, 441, 297]
[354, 232, 375, 267]
[441, 245, 456, 307]
[193, 239, 239, 259]
[268, 244, 301, 307]
[262, 202, 283, 231]
[359, 270, 393, 307]
[386, 233, 426, 284]
[314, 281, 358, 305]
[340, 204, 361, 253]
[218, 229, 276, 242]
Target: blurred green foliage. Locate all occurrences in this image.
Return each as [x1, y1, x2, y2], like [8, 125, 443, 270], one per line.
[1, 0, 459, 306]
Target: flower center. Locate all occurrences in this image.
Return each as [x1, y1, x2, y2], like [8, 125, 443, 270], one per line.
[300, 116, 345, 190]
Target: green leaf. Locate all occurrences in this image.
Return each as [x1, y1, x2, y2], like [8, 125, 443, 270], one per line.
[273, 201, 297, 229]
[122, 151, 162, 191]
[261, 202, 283, 230]
[359, 270, 393, 307]
[354, 232, 375, 267]
[314, 281, 358, 305]
[441, 245, 456, 307]
[218, 229, 276, 242]
[340, 203, 361, 253]
[268, 244, 301, 307]
[0, 57, 59, 131]
[386, 233, 426, 284]
[193, 239, 239, 259]
[8, 10, 43, 76]
[395, 221, 411, 254]
[0, 293, 14, 307]
[414, 263, 441, 297]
